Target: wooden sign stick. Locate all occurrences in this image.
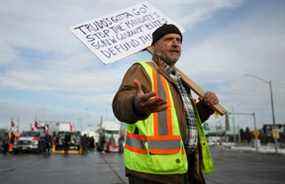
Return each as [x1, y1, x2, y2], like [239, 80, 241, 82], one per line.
[147, 47, 226, 116]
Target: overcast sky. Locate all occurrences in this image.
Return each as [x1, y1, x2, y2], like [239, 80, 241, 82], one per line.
[0, 0, 284, 131]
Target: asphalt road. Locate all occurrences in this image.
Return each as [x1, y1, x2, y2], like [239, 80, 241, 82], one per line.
[0, 152, 126, 184]
[0, 147, 285, 184]
[205, 147, 285, 184]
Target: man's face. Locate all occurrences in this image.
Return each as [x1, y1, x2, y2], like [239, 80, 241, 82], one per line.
[153, 33, 182, 66]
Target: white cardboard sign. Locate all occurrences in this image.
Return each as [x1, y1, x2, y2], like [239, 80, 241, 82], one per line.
[71, 2, 184, 64]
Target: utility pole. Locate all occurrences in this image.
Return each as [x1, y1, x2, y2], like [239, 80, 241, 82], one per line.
[233, 117, 237, 143]
[237, 124, 241, 144]
[269, 81, 278, 153]
[252, 112, 259, 151]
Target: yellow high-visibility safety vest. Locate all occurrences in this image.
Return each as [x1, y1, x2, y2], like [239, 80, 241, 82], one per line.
[124, 61, 214, 175]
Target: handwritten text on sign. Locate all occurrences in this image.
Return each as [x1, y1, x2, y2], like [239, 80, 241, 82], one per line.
[71, 2, 183, 64]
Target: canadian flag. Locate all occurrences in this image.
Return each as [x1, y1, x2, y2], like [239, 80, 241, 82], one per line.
[44, 124, 49, 135]
[10, 120, 17, 133]
[10, 120, 15, 127]
[32, 121, 39, 131]
[69, 122, 74, 132]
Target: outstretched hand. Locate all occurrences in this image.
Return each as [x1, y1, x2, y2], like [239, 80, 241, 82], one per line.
[133, 79, 168, 114]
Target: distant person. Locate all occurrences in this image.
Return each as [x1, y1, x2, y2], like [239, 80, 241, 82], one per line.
[1, 136, 9, 155]
[106, 135, 115, 153]
[118, 135, 125, 154]
[53, 135, 59, 149]
[63, 133, 71, 155]
[89, 136, 95, 149]
[97, 130, 106, 152]
[80, 134, 88, 154]
[44, 134, 52, 154]
[8, 132, 16, 152]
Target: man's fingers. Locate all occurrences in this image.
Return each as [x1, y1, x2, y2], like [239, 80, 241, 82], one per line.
[133, 79, 167, 113]
[140, 96, 167, 113]
[140, 92, 156, 102]
[142, 96, 166, 107]
[204, 91, 219, 106]
[134, 92, 156, 114]
[149, 103, 168, 113]
[134, 79, 159, 102]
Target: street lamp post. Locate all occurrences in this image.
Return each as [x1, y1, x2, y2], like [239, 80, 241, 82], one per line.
[252, 112, 259, 151]
[244, 74, 278, 153]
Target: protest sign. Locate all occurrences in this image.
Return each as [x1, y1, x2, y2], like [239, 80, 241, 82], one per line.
[71, 2, 184, 64]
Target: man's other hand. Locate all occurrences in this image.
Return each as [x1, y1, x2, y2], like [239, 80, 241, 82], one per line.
[202, 91, 219, 107]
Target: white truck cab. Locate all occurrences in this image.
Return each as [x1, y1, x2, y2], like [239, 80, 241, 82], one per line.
[13, 131, 44, 153]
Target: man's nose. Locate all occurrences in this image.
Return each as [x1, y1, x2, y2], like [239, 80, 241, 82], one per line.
[172, 40, 180, 48]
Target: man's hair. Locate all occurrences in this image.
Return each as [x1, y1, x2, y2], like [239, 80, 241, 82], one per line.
[151, 24, 182, 45]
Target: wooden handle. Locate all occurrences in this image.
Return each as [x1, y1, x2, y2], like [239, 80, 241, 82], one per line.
[147, 47, 226, 116]
[175, 67, 226, 116]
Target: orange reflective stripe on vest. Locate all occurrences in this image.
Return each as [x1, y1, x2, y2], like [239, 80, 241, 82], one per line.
[159, 74, 173, 136]
[152, 66, 174, 136]
[151, 65, 159, 136]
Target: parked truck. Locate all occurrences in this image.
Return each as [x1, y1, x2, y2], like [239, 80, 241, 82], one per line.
[13, 130, 45, 153]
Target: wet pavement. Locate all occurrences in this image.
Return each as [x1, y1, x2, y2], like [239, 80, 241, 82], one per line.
[205, 147, 285, 184]
[1, 147, 285, 184]
[0, 152, 127, 184]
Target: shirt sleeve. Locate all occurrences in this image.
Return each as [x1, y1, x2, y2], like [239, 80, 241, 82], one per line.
[112, 63, 152, 124]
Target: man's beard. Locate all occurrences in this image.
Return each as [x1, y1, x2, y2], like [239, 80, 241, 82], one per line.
[153, 51, 177, 66]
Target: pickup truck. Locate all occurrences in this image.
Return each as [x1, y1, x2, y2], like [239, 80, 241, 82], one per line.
[13, 131, 45, 153]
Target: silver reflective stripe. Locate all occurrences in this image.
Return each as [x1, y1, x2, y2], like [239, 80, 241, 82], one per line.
[148, 140, 180, 149]
[126, 137, 146, 149]
[156, 74, 168, 135]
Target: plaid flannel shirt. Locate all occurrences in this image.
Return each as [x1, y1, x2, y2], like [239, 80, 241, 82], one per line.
[165, 66, 198, 151]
